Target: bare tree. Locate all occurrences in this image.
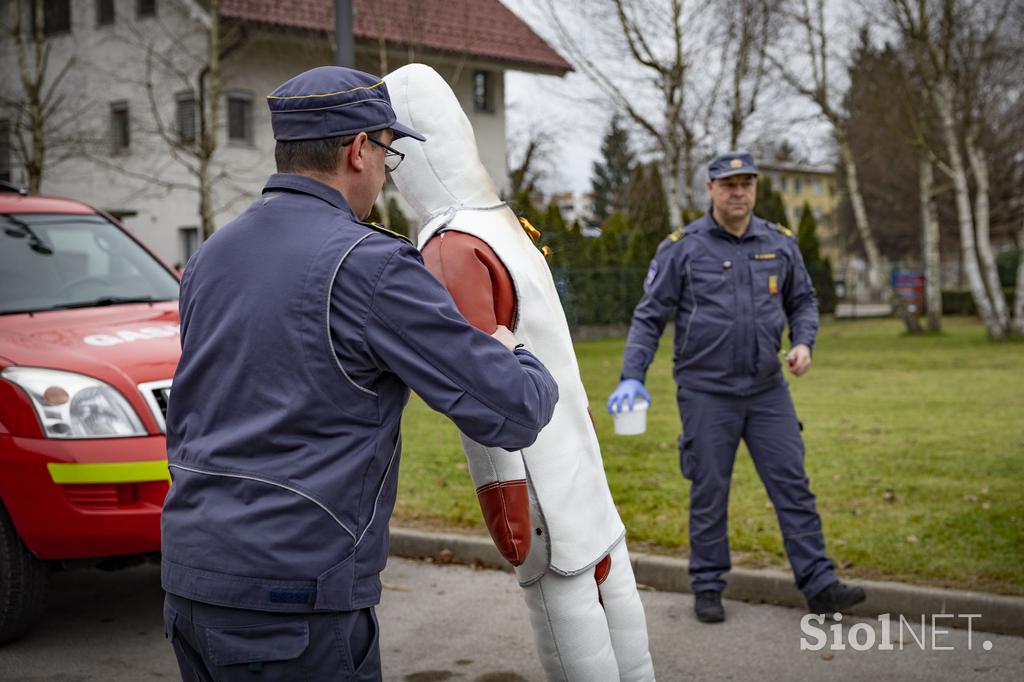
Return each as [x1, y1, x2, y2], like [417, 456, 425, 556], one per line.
[80, 0, 254, 239]
[544, 0, 723, 231]
[887, 0, 1015, 339]
[3, 0, 81, 192]
[770, 0, 886, 293]
[720, 0, 781, 148]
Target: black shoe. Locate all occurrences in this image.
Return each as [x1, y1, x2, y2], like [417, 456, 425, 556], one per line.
[807, 582, 866, 614]
[694, 590, 725, 623]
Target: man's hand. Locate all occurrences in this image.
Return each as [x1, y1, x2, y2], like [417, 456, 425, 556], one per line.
[607, 379, 651, 413]
[490, 325, 518, 351]
[786, 344, 812, 377]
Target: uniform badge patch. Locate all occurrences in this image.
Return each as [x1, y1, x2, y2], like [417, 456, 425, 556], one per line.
[644, 260, 659, 290]
[768, 274, 779, 295]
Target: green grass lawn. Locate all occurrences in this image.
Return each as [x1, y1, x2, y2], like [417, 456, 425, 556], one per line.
[394, 317, 1024, 595]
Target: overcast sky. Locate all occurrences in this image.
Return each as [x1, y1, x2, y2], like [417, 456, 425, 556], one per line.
[499, 0, 861, 195]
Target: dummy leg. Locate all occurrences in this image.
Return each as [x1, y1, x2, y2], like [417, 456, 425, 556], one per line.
[598, 540, 656, 682]
[521, 569, 619, 682]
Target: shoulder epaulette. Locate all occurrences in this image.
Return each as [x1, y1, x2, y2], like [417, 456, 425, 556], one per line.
[668, 227, 688, 242]
[364, 221, 413, 245]
[772, 223, 795, 238]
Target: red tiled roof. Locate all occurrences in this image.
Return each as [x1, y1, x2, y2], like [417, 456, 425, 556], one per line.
[220, 0, 571, 75]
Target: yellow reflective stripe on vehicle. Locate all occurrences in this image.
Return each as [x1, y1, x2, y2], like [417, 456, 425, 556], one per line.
[47, 460, 170, 484]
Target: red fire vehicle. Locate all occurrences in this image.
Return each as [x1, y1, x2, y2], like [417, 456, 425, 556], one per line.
[0, 181, 181, 642]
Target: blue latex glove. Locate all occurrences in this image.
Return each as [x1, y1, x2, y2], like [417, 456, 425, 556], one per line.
[607, 379, 651, 413]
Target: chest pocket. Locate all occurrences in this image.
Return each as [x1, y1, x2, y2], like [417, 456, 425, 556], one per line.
[688, 258, 734, 315]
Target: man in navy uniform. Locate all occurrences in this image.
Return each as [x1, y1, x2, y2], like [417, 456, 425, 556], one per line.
[607, 151, 864, 623]
[160, 66, 559, 680]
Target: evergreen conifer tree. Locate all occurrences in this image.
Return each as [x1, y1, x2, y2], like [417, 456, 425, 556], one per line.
[754, 176, 788, 226]
[797, 203, 837, 314]
[591, 115, 635, 226]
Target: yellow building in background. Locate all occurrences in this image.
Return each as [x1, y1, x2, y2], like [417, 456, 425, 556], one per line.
[759, 162, 842, 266]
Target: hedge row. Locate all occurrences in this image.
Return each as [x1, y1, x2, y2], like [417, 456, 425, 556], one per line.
[550, 271, 1017, 328]
[941, 289, 1016, 316]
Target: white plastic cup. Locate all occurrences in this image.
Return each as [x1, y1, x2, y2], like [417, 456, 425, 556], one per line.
[612, 399, 648, 436]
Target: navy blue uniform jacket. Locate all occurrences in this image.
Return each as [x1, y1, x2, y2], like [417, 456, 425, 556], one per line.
[161, 174, 557, 613]
[621, 212, 818, 396]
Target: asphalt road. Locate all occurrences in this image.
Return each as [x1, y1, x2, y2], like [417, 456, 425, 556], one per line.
[1, 557, 1022, 681]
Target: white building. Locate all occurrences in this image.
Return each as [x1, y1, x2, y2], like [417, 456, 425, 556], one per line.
[0, 0, 569, 265]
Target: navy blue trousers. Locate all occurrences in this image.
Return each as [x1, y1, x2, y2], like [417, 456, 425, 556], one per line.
[164, 593, 381, 681]
[677, 382, 836, 599]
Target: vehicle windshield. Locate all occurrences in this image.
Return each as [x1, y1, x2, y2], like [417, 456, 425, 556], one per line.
[1, 213, 180, 315]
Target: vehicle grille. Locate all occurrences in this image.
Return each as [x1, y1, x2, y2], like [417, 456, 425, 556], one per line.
[137, 379, 172, 433]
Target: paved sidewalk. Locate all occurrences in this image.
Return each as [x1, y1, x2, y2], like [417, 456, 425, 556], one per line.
[390, 528, 1024, 638]
[0, 558, 1021, 681]
[380, 557, 1024, 681]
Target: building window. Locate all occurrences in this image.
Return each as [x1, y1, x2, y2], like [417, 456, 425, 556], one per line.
[0, 120, 11, 182]
[813, 178, 823, 195]
[227, 94, 253, 143]
[473, 71, 493, 113]
[176, 92, 196, 145]
[43, 0, 72, 35]
[137, 0, 156, 18]
[779, 176, 788, 192]
[794, 177, 803, 193]
[96, 0, 115, 26]
[179, 227, 200, 266]
[110, 101, 130, 155]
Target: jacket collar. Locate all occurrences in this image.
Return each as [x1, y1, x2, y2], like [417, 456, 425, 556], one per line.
[706, 207, 765, 242]
[263, 173, 358, 219]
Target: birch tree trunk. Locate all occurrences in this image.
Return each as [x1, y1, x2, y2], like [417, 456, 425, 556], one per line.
[919, 155, 942, 331]
[661, 143, 685, 231]
[838, 137, 885, 292]
[965, 137, 1008, 328]
[935, 78, 1004, 339]
[1013, 212, 1024, 335]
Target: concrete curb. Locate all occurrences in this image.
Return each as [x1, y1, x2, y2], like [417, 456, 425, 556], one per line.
[389, 527, 1024, 637]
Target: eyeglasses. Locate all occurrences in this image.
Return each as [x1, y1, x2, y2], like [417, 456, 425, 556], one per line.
[367, 136, 405, 173]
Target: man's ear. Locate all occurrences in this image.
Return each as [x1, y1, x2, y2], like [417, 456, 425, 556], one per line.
[347, 132, 368, 172]
[706, 180, 714, 193]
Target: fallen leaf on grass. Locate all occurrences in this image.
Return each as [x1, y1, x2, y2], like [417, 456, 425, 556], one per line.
[963, 494, 979, 503]
[982, 501, 991, 510]
[906, 534, 920, 544]
[839, 560, 855, 570]
[883, 489, 896, 502]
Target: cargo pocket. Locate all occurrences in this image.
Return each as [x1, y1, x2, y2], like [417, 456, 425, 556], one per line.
[678, 434, 697, 481]
[339, 608, 381, 679]
[203, 619, 310, 680]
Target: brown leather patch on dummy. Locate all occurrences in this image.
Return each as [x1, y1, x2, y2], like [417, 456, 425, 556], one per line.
[594, 554, 612, 585]
[422, 231, 516, 331]
[475, 479, 531, 566]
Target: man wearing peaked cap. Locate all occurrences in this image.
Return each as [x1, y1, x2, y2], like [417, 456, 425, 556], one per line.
[160, 65, 560, 680]
[609, 149, 866, 625]
[266, 66, 425, 143]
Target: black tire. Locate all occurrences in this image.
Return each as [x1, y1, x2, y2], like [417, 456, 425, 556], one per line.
[0, 503, 48, 644]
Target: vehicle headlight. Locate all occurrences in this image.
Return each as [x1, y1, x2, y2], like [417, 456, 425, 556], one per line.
[1, 367, 146, 438]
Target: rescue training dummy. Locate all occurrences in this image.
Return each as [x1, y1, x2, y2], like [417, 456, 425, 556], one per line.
[384, 63, 655, 682]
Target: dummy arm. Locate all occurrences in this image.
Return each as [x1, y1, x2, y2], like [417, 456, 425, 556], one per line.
[422, 230, 531, 566]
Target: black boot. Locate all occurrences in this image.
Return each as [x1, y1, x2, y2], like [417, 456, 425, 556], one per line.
[807, 582, 866, 614]
[694, 590, 725, 623]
